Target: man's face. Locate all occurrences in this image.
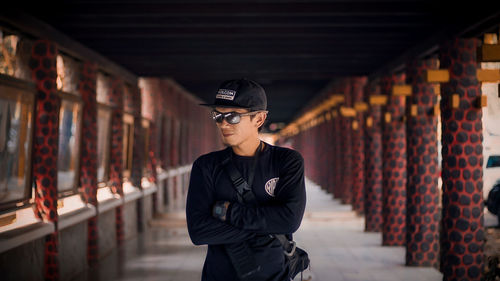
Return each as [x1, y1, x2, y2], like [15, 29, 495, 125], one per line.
[213, 107, 262, 147]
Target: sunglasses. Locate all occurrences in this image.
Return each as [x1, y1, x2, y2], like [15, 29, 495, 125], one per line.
[211, 110, 267, 124]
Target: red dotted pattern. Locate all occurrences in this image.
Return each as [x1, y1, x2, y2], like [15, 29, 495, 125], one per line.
[351, 77, 367, 214]
[29, 40, 60, 281]
[78, 62, 99, 265]
[115, 206, 125, 245]
[313, 123, 322, 185]
[332, 108, 342, 199]
[340, 79, 353, 205]
[170, 118, 180, 168]
[86, 217, 98, 266]
[79, 62, 98, 205]
[44, 232, 59, 281]
[147, 122, 158, 184]
[148, 122, 159, 215]
[439, 38, 484, 280]
[306, 126, 315, 183]
[381, 74, 407, 246]
[364, 82, 383, 232]
[405, 59, 440, 267]
[326, 116, 335, 194]
[108, 78, 124, 195]
[319, 121, 328, 191]
[108, 78, 125, 244]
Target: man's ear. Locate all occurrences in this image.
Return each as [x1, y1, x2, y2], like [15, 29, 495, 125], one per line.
[255, 112, 267, 128]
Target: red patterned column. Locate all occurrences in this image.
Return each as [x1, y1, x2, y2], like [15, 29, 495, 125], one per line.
[351, 77, 367, 214]
[30, 40, 60, 281]
[129, 86, 145, 232]
[314, 119, 320, 184]
[301, 125, 309, 179]
[318, 120, 325, 189]
[405, 59, 440, 267]
[171, 117, 180, 168]
[78, 62, 99, 266]
[332, 107, 342, 199]
[381, 74, 407, 246]
[340, 79, 353, 205]
[170, 117, 180, 201]
[439, 38, 484, 280]
[323, 118, 330, 190]
[108, 78, 125, 245]
[321, 118, 327, 189]
[302, 126, 310, 179]
[364, 81, 383, 232]
[148, 122, 159, 214]
[313, 120, 320, 185]
[326, 112, 335, 194]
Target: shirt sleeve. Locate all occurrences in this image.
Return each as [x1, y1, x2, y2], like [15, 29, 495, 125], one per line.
[186, 160, 256, 245]
[228, 150, 306, 234]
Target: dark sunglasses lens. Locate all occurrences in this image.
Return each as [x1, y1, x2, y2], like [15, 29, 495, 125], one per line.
[214, 114, 224, 123]
[226, 113, 241, 124]
[212, 112, 242, 124]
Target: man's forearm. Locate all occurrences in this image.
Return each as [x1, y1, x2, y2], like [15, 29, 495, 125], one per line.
[187, 210, 256, 245]
[224, 201, 305, 234]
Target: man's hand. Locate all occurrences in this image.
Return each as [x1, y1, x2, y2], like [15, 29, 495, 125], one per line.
[212, 201, 231, 221]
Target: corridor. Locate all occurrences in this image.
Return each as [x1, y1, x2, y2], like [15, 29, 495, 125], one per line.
[1, 3, 500, 281]
[79, 178, 442, 281]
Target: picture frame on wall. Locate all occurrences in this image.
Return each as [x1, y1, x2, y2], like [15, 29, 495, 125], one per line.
[97, 103, 112, 187]
[57, 90, 83, 197]
[0, 74, 35, 213]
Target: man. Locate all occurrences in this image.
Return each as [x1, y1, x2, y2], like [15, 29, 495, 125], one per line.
[186, 78, 306, 281]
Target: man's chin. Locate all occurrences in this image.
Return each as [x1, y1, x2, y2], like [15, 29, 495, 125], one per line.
[222, 140, 235, 147]
[221, 137, 238, 147]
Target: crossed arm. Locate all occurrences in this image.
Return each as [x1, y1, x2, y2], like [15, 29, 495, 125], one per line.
[226, 152, 306, 234]
[186, 162, 256, 245]
[186, 151, 306, 245]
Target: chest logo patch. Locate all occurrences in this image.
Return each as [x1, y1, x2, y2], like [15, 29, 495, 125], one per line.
[265, 177, 279, 197]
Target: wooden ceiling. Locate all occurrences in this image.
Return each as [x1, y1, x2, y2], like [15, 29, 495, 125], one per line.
[15, 0, 500, 131]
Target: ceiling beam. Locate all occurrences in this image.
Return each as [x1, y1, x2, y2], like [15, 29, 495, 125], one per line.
[48, 2, 430, 17]
[56, 14, 433, 26]
[60, 25, 429, 37]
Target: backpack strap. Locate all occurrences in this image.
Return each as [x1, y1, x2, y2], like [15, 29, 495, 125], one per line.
[274, 234, 296, 256]
[220, 144, 264, 280]
[222, 143, 296, 254]
[222, 142, 262, 204]
[222, 156, 257, 204]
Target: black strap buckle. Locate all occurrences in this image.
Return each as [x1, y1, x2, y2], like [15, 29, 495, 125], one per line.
[284, 241, 297, 257]
[234, 177, 246, 190]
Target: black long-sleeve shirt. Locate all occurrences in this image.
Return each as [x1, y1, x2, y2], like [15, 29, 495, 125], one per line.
[186, 142, 306, 281]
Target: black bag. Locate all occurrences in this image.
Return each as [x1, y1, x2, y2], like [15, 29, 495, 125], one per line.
[222, 143, 310, 280]
[274, 234, 310, 279]
[487, 182, 500, 215]
[287, 246, 310, 279]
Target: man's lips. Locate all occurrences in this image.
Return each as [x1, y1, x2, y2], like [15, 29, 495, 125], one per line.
[222, 132, 233, 137]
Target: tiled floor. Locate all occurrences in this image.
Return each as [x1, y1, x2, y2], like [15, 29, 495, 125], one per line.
[78, 179, 443, 281]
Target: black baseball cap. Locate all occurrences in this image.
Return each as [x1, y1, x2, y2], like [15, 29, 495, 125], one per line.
[200, 78, 267, 111]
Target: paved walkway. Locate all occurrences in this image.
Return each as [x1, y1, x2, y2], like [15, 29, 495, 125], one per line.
[79, 179, 443, 281]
